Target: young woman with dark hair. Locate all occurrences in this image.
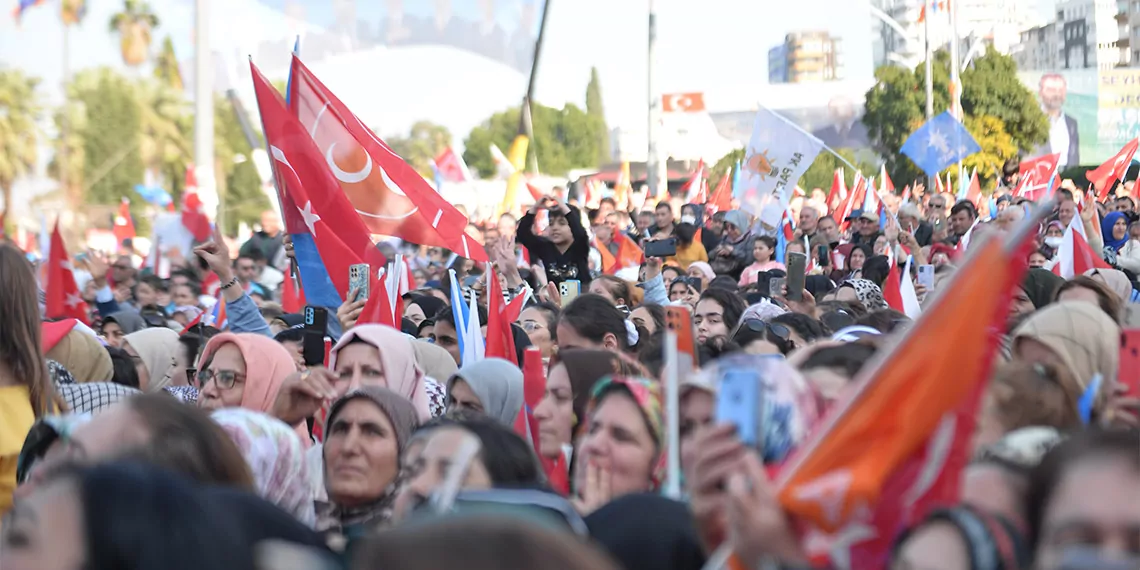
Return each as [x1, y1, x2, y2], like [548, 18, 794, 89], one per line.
[556, 294, 633, 353]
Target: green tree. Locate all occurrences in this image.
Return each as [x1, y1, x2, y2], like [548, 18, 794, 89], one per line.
[709, 148, 744, 189]
[463, 102, 604, 178]
[67, 68, 145, 207]
[0, 70, 42, 224]
[863, 48, 1047, 188]
[153, 35, 182, 90]
[109, 0, 160, 67]
[585, 67, 610, 164]
[387, 121, 452, 177]
[46, 99, 87, 207]
[798, 149, 879, 193]
[137, 79, 190, 190]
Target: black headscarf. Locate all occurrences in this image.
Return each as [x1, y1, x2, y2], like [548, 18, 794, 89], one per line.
[585, 494, 706, 570]
[407, 294, 447, 321]
[1021, 268, 1065, 309]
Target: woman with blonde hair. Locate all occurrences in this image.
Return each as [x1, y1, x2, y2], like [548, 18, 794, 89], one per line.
[0, 244, 56, 512]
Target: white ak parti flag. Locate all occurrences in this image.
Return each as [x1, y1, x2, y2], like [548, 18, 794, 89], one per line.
[735, 107, 824, 219]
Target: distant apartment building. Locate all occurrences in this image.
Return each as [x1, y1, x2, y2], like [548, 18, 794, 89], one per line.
[1014, 22, 1061, 69]
[1013, 0, 1133, 71]
[768, 31, 842, 84]
[872, 0, 1039, 69]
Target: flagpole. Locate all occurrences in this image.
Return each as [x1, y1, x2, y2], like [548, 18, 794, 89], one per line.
[521, 0, 552, 176]
[949, 0, 965, 195]
[194, 0, 218, 221]
[647, 0, 663, 201]
[755, 101, 865, 178]
[60, 21, 70, 205]
[924, 1, 935, 194]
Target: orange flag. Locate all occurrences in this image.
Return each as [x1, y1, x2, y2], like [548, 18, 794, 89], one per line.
[777, 228, 1029, 566]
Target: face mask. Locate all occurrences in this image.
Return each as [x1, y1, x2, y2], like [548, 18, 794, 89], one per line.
[1044, 236, 1062, 248]
[680, 215, 697, 225]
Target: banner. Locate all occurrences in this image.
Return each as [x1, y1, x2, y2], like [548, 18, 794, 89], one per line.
[735, 108, 824, 222]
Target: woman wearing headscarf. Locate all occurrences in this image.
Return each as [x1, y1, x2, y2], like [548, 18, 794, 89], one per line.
[410, 340, 458, 389]
[1008, 268, 1066, 331]
[1100, 211, 1130, 265]
[686, 261, 715, 292]
[316, 386, 420, 537]
[122, 328, 180, 392]
[828, 279, 887, 311]
[1011, 301, 1119, 416]
[99, 310, 147, 348]
[573, 377, 665, 515]
[330, 325, 440, 420]
[212, 408, 319, 527]
[403, 294, 446, 331]
[196, 333, 309, 446]
[446, 358, 525, 427]
[45, 330, 113, 384]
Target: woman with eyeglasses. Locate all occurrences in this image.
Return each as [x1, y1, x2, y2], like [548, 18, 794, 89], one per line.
[518, 302, 559, 359]
[195, 333, 310, 446]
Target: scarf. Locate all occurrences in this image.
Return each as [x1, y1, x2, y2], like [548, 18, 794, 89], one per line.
[104, 310, 147, 335]
[330, 325, 431, 420]
[447, 358, 525, 427]
[584, 377, 665, 489]
[199, 333, 297, 414]
[45, 330, 113, 383]
[123, 328, 180, 392]
[1021, 268, 1065, 309]
[1101, 212, 1129, 252]
[317, 387, 421, 533]
[843, 278, 888, 310]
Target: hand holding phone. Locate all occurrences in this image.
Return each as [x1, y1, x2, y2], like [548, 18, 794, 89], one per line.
[558, 280, 581, 307]
[716, 370, 762, 447]
[917, 264, 935, 291]
[349, 264, 370, 301]
[302, 306, 329, 367]
[785, 252, 807, 302]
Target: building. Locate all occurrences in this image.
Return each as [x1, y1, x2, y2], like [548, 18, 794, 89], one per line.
[871, 0, 1040, 70]
[768, 31, 842, 84]
[768, 44, 788, 83]
[1014, 22, 1060, 70]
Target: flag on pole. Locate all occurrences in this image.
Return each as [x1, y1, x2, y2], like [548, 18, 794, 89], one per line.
[286, 55, 485, 261]
[900, 111, 981, 176]
[112, 198, 136, 247]
[682, 160, 707, 204]
[45, 221, 90, 324]
[736, 108, 824, 218]
[1088, 139, 1139, 201]
[708, 169, 733, 215]
[434, 146, 473, 183]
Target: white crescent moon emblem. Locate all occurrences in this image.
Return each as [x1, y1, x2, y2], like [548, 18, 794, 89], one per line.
[326, 143, 372, 183]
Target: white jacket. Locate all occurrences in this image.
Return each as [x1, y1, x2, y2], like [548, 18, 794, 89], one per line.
[1117, 239, 1140, 274]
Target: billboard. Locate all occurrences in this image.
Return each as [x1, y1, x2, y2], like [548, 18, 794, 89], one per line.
[1018, 69, 1140, 167]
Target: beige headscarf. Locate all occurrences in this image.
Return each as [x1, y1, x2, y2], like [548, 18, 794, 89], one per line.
[45, 330, 113, 383]
[411, 340, 457, 382]
[1084, 268, 1132, 303]
[1012, 301, 1120, 395]
[122, 328, 181, 392]
[329, 325, 431, 420]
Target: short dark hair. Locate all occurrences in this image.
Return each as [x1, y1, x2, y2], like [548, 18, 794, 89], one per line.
[855, 308, 911, 334]
[415, 411, 545, 488]
[697, 288, 747, 333]
[105, 346, 140, 389]
[559, 294, 631, 351]
[434, 304, 488, 329]
[1055, 276, 1123, 323]
[237, 248, 265, 264]
[799, 341, 878, 378]
[655, 202, 673, 213]
[950, 200, 977, 219]
[771, 312, 829, 342]
[1002, 157, 1020, 177]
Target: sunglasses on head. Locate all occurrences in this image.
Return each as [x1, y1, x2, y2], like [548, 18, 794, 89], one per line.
[731, 318, 791, 343]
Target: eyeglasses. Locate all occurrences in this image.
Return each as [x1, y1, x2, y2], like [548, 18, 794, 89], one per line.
[520, 320, 545, 333]
[731, 319, 791, 343]
[194, 369, 245, 390]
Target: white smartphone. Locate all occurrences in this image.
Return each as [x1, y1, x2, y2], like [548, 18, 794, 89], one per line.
[917, 264, 935, 290]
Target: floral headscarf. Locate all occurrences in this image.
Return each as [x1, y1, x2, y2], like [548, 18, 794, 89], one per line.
[211, 408, 318, 527]
[584, 377, 665, 489]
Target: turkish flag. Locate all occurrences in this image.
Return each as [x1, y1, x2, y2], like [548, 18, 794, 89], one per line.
[181, 191, 212, 243]
[287, 55, 485, 261]
[1088, 138, 1139, 201]
[112, 198, 135, 246]
[662, 92, 706, 112]
[826, 169, 847, 214]
[434, 147, 472, 183]
[1018, 153, 1060, 184]
[708, 170, 733, 215]
[778, 234, 1023, 568]
[45, 222, 90, 324]
[280, 270, 305, 314]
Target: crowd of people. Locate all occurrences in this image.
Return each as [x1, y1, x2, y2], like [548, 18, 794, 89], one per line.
[0, 166, 1138, 570]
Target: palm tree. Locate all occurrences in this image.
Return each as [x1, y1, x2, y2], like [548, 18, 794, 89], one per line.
[109, 0, 160, 67]
[46, 91, 88, 209]
[153, 36, 183, 91]
[0, 70, 42, 225]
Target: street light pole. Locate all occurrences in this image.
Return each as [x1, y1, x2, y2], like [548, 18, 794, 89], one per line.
[194, 0, 217, 221]
[646, 0, 662, 201]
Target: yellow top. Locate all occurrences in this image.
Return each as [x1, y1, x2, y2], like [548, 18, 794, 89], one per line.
[0, 385, 34, 515]
[667, 240, 709, 270]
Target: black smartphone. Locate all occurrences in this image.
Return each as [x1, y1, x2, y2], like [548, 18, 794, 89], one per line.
[643, 237, 678, 258]
[817, 245, 829, 268]
[302, 306, 328, 367]
[785, 252, 807, 302]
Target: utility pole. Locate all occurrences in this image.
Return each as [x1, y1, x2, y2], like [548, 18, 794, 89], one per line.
[194, 0, 218, 220]
[647, 0, 663, 201]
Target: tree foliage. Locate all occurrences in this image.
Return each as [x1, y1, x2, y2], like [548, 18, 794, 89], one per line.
[67, 68, 145, 208]
[215, 94, 269, 235]
[863, 48, 1047, 190]
[709, 147, 878, 197]
[0, 69, 42, 223]
[463, 102, 605, 178]
[109, 0, 160, 67]
[586, 67, 610, 164]
[387, 121, 452, 178]
[153, 35, 182, 90]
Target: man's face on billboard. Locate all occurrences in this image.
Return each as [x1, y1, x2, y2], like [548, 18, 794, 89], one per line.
[1040, 76, 1067, 112]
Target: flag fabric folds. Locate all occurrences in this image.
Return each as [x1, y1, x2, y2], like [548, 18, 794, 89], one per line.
[286, 56, 486, 261]
[1088, 139, 1139, 200]
[777, 227, 1028, 567]
[736, 108, 824, 217]
[900, 111, 981, 176]
[45, 221, 90, 324]
[112, 198, 136, 246]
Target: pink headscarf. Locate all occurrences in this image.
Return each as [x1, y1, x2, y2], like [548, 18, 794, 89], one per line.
[329, 325, 431, 420]
[199, 333, 297, 415]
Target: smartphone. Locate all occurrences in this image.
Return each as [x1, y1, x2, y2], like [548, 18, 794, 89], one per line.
[769, 277, 786, 298]
[917, 264, 935, 291]
[716, 369, 762, 447]
[558, 279, 581, 307]
[643, 237, 678, 258]
[816, 245, 829, 268]
[785, 252, 807, 301]
[302, 306, 329, 367]
[1120, 329, 1140, 395]
[348, 263, 370, 300]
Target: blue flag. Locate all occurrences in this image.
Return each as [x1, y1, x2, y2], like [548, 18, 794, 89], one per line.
[900, 111, 981, 176]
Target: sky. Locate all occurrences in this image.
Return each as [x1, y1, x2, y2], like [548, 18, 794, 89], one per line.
[2, 0, 880, 132]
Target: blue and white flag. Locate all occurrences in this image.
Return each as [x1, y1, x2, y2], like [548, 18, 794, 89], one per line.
[900, 111, 981, 176]
[736, 108, 824, 218]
